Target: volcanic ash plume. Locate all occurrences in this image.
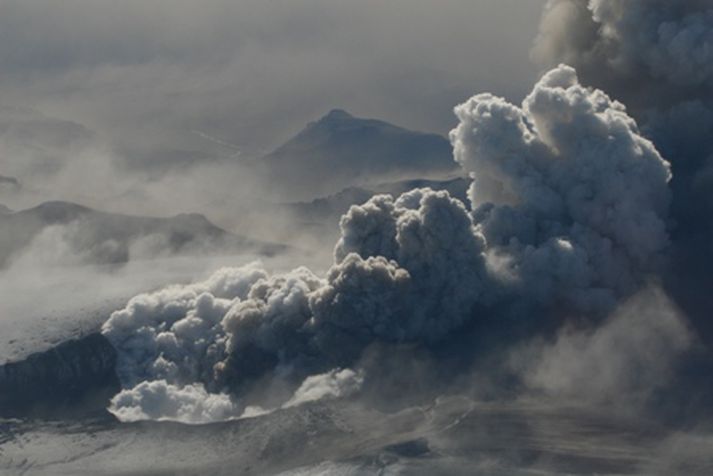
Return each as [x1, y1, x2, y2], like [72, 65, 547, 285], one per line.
[102, 65, 674, 422]
[451, 64, 670, 312]
[534, 0, 713, 95]
[533, 0, 713, 343]
[533, 0, 713, 184]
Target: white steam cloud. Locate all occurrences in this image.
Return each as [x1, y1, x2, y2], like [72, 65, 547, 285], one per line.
[283, 368, 364, 408]
[109, 368, 363, 424]
[109, 381, 238, 424]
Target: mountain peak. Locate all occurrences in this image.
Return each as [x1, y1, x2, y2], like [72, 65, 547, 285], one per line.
[322, 109, 353, 121]
[261, 110, 457, 200]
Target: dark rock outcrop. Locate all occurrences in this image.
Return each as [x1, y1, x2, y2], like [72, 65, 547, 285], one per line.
[0, 333, 119, 418]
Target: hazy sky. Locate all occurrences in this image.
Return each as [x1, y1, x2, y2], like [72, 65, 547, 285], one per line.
[0, 0, 546, 205]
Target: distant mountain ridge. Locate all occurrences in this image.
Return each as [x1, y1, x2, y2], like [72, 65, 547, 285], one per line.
[287, 177, 470, 236]
[258, 109, 457, 199]
[0, 201, 286, 267]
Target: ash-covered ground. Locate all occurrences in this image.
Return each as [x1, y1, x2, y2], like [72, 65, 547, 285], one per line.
[4, 397, 712, 476]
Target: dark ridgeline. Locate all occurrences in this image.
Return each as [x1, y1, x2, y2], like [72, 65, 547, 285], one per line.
[0, 200, 287, 268]
[0, 333, 120, 419]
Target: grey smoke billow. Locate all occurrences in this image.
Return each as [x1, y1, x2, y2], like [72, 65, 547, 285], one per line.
[323, 187, 491, 341]
[533, 0, 713, 339]
[514, 287, 692, 407]
[103, 264, 268, 389]
[534, 0, 713, 92]
[102, 65, 675, 422]
[451, 64, 671, 312]
[532, 0, 713, 175]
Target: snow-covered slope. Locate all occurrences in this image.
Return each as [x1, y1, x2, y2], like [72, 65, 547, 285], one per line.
[2, 396, 711, 475]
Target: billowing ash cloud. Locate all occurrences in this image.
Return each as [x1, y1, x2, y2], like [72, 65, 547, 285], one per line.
[534, 0, 713, 93]
[532, 0, 713, 341]
[451, 64, 671, 312]
[102, 65, 676, 422]
[323, 187, 490, 341]
[532, 0, 713, 177]
[103, 264, 269, 389]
